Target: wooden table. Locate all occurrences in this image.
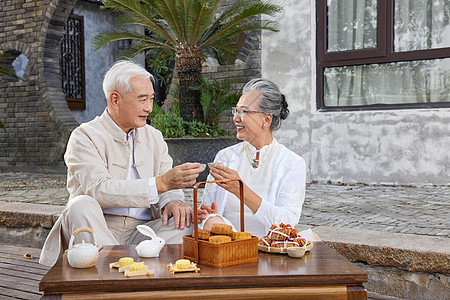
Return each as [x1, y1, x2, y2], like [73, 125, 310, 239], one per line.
[40, 242, 367, 299]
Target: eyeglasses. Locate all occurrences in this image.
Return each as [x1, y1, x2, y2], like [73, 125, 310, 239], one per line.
[231, 107, 263, 117]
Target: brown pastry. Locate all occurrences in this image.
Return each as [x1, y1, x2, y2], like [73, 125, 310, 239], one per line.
[292, 237, 306, 247]
[210, 223, 233, 236]
[231, 231, 252, 241]
[258, 237, 271, 247]
[209, 235, 232, 244]
[193, 229, 211, 240]
[271, 240, 298, 248]
[289, 228, 300, 239]
[268, 227, 290, 240]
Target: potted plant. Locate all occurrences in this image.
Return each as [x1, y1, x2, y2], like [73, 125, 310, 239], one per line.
[93, 0, 282, 122]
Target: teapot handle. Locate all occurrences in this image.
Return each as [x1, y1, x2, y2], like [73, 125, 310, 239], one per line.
[68, 226, 98, 249]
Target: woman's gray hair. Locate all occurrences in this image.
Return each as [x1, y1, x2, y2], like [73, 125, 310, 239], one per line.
[242, 78, 289, 130]
[102, 60, 154, 100]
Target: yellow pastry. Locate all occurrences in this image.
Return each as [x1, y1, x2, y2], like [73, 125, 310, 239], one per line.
[129, 262, 146, 271]
[231, 231, 252, 240]
[209, 235, 232, 244]
[119, 257, 134, 266]
[193, 229, 211, 240]
[175, 259, 191, 269]
[211, 223, 233, 236]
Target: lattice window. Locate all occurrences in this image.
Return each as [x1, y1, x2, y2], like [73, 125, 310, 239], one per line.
[61, 14, 86, 110]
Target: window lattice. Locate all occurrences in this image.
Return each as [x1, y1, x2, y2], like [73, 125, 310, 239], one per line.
[60, 14, 85, 110]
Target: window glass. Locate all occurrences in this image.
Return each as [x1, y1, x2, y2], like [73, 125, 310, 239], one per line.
[327, 0, 378, 52]
[12, 54, 29, 80]
[324, 58, 450, 107]
[394, 0, 450, 52]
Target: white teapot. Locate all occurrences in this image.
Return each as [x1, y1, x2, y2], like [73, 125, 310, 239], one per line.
[67, 227, 102, 268]
[135, 225, 165, 258]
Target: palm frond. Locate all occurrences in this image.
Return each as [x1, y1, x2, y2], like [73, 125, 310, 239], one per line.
[188, 0, 221, 44]
[103, 0, 178, 45]
[199, 76, 213, 122]
[121, 42, 169, 58]
[147, 0, 185, 42]
[92, 30, 175, 52]
[0, 65, 18, 79]
[198, 76, 241, 124]
[215, 19, 280, 43]
[199, 1, 282, 50]
[180, 0, 189, 43]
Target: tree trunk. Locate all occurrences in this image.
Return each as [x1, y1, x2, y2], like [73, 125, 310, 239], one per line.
[175, 51, 203, 122]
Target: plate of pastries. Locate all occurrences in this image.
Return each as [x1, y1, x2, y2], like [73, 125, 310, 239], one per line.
[258, 223, 313, 254]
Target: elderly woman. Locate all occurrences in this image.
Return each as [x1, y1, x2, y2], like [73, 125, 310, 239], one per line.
[199, 78, 311, 238]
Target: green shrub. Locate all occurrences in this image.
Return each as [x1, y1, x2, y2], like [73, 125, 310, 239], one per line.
[148, 98, 229, 138]
[197, 76, 241, 125]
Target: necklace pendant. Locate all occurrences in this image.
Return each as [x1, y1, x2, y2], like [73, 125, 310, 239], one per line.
[251, 159, 259, 168]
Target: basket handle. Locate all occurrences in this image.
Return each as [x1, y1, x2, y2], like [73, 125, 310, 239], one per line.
[192, 179, 244, 263]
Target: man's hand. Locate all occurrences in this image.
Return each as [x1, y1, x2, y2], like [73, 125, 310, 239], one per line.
[198, 202, 218, 221]
[156, 163, 204, 194]
[161, 200, 193, 230]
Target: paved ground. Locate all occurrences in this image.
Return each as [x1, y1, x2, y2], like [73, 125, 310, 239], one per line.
[1, 171, 449, 238]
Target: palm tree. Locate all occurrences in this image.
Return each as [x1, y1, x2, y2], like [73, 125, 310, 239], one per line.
[93, 0, 282, 122]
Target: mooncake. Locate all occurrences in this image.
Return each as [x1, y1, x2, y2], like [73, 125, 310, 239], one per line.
[119, 257, 134, 266]
[129, 262, 146, 271]
[231, 231, 252, 240]
[209, 235, 232, 244]
[210, 223, 233, 236]
[175, 259, 191, 269]
[193, 229, 211, 240]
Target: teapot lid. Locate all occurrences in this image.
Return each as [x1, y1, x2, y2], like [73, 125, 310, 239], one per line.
[72, 240, 95, 249]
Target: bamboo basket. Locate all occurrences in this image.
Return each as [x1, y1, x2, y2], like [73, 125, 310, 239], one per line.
[183, 179, 259, 267]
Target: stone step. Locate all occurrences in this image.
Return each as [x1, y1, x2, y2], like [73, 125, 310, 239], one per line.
[0, 201, 63, 248]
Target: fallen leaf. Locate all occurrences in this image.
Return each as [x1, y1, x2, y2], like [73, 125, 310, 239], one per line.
[24, 253, 33, 259]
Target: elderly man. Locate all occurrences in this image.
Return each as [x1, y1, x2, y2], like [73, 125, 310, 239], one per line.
[39, 60, 202, 266]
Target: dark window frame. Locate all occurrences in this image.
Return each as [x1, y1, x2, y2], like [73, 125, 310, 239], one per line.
[61, 13, 86, 110]
[316, 0, 450, 111]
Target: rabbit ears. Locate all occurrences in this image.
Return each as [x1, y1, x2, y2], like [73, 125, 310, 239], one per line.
[136, 225, 157, 238]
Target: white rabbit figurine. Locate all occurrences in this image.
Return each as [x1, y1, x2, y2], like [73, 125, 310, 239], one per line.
[135, 225, 166, 258]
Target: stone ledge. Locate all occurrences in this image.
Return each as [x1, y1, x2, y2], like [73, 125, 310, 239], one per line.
[0, 201, 63, 228]
[308, 226, 450, 275]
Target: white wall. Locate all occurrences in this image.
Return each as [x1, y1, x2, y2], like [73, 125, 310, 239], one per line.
[262, 0, 450, 185]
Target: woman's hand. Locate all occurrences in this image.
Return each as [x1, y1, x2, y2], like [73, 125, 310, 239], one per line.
[209, 164, 242, 197]
[209, 164, 262, 214]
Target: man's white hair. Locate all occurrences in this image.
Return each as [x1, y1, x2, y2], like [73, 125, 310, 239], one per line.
[102, 60, 154, 100]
